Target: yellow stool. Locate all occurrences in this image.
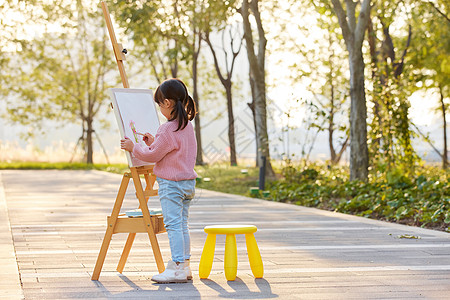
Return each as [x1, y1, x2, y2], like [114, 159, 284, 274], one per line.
[199, 224, 263, 281]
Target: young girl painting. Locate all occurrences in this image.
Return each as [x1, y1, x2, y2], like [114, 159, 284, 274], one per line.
[120, 78, 197, 283]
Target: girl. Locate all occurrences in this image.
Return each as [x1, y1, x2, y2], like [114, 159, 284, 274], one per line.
[120, 78, 197, 283]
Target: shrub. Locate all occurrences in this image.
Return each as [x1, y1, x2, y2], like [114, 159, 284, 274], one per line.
[268, 163, 449, 231]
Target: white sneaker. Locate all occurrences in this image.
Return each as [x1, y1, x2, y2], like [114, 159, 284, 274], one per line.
[185, 260, 192, 280]
[151, 260, 188, 283]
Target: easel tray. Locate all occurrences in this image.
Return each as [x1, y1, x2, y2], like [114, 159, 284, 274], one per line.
[108, 214, 166, 234]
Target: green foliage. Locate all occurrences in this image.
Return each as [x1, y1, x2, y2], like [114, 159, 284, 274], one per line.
[276, 1, 349, 165]
[107, 0, 184, 82]
[366, 0, 421, 176]
[0, 162, 128, 173]
[108, 0, 238, 83]
[269, 163, 450, 231]
[2, 0, 118, 163]
[194, 164, 261, 196]
[408, 0, 450, 96]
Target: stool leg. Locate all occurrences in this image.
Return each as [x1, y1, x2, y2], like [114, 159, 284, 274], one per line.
[245, 233, 263, 278]
[199, 234, 216, 279]
[225, 234, 237, 281]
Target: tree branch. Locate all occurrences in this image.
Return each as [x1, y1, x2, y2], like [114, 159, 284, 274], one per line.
[156, 45, 168, 79]
[335, 134, 350, 163]
[395, 24, 412, 78]
[204, 31, 226, 85]
[147, 51, 162, 84]
[428, 1, 450, 23]
[249, 0, 266, 68]
[229, 28, 244, 76]
[222, 29, 230, 75]
[345, 0, 357, 34]
[240, 0, 258, 74]
[46, 72, 85, 119]
[354, 0, 372, 48]
[411, 122, 443, 158]
[330, 0, 352, 46]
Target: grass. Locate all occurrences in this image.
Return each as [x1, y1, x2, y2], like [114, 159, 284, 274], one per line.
[0, 161, 129, 174]
[194, 164, 262, 196]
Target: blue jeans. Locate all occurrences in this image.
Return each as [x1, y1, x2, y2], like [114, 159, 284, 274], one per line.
[157, 177, 196, 263]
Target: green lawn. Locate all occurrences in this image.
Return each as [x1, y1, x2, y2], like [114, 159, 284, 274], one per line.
[194, 164, 262, 196]
[0, 161, 129, 173]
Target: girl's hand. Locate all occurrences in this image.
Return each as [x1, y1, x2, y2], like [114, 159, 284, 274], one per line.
[120, 137, 134, 152]
[142, 133, 154, 146]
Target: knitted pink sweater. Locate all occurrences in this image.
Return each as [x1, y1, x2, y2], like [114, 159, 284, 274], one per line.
[132, 120, 197, 181]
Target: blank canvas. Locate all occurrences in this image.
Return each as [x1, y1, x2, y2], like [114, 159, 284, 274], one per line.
[110, 88, 160, 167]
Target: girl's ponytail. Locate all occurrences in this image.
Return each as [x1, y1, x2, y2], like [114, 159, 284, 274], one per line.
[186, 95, 196, 121]
[175, 100, 188, 131]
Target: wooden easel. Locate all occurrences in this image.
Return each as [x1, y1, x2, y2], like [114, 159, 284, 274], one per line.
[91, 2, 165, 281]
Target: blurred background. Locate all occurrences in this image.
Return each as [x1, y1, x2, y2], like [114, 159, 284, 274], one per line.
[0, 0, 448, 170]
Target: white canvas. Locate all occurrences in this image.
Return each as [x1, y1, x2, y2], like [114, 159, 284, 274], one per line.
[110, 88, 160, 167]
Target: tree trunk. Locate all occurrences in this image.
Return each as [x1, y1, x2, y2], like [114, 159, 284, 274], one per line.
[349, 49, 369, 180]
[193, 62, 204, 165]
[225, 84, 237, 166]
[439, 86, 448, 169]
[192, 29, 204, 165]
[328, 63, 337, 164]
[367, 17, 382, 149]
[86, 118, 94, 164]
[240, 0, 275, 178]
[331, 0, 371, 181]
[329, 121, 336, 163]
[203, 28, 242, 166]
[253, 75, 274, 176]
[170, 39, 178, 78]
[248, 72, 259, 167]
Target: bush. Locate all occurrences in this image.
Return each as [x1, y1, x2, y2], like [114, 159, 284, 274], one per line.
[268, 163, 450, 231]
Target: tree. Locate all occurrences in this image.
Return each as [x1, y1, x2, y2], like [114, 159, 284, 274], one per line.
[366, 0, 419, 174]
[204, 24, 243, 166]
[3, 0, 117, 164]
[107, 0, 182, 84]
[300, 31, 350, 165]
[240, 0, 275, 177]
[408, 0, 450, 169]
[437, 85, 449, 169]
[200, 0, 241, 166]
[0, 1, 36, 94]
[292, 2, 351, 165]
[330, 0, 371, 181]
[188, 0, 206, 165]
[108, 0, 208, 165]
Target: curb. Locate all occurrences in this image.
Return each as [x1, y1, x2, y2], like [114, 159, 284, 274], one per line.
[0, 172, 24, 299]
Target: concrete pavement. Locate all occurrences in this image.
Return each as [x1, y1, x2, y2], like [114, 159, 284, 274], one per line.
[1, 169, 449, 299]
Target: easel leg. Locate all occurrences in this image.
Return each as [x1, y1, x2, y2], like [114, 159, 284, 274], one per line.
[144, 221, 165, 273]
[117, 233, 136, 273]
[131, 168, 165, 273]
[91, 173, 130, 281]
[117, 172, 156, 273]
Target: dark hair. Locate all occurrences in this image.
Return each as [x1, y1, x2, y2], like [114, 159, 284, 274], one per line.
[154, 78, 197, 131]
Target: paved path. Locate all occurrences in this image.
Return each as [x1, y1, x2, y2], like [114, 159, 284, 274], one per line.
[1, 170, 449, 299]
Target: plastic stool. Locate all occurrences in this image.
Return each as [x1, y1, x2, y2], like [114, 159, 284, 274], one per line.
[199, 224, 263, 281]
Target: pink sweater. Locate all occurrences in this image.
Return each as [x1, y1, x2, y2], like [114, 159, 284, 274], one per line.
[132, 120, 197, 181]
